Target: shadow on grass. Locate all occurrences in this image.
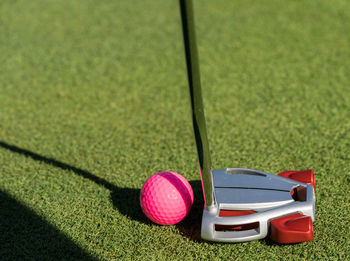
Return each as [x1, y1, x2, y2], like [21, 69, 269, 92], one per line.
[0, 141, 204, 242]
[175, 180, 204, 242]
[0, 189, 97, 261]
[0, 141, 148, 224]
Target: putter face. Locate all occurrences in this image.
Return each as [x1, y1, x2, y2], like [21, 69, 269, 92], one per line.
[201, 168, 315, 243]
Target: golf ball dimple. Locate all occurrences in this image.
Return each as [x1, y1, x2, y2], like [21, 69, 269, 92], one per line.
[140, 171, 194, 225]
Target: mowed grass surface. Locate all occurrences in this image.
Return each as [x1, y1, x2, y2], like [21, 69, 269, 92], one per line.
[1, 0, 349, 260]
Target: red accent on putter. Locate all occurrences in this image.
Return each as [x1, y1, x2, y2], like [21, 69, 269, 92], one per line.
[215, 210, 258, 231]
[270, 213, 314, 244]
[278, 170, 316, 191]
[219, 210, 256, 217]
[290, 188, 296, 200]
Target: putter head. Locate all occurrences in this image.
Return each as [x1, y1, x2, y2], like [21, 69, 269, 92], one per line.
[201, 168, 316, 243]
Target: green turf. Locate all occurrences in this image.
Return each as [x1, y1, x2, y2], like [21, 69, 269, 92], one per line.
[1, 0, 349, 260]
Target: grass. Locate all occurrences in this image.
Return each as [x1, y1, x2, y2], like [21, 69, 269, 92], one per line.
[0, 0, 349, 260]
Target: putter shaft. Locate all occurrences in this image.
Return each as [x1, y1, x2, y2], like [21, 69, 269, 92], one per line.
[179, 0, 215, 210]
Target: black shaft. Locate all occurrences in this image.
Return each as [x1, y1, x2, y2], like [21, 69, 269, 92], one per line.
[179, 0, 214, 209]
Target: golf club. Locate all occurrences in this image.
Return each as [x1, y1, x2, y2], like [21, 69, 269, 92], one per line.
[179, 0, 316, 243]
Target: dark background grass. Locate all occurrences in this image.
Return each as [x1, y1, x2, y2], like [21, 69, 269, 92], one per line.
[0, 0, 349, 259]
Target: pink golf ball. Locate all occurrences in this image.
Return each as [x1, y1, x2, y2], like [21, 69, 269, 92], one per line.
[140, 171, 194, 225]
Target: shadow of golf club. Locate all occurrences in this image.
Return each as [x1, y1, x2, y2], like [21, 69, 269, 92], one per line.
[0, 141, 205, 241]
[0, 189, 97, 260]
[0, 141, 147, 224]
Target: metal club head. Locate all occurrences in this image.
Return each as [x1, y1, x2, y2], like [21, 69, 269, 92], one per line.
[201, 168, 315, 242]
[179, 0, 316, 243]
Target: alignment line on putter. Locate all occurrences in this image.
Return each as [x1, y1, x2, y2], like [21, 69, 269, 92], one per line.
[215, 187, 290, 192]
